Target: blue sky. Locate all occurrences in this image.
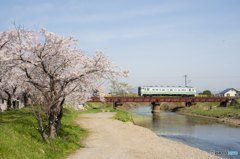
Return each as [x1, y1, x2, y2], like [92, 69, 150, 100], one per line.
[1, 0, 240, 93]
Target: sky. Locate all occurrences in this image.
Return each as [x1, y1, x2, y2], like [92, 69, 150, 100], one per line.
[1, 0, 240, 94]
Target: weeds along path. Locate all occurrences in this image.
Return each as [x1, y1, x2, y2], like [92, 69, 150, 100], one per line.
[67, 112, 220, 159]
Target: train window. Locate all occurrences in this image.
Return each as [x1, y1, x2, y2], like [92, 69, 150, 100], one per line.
[153, 89, 155, 91]
[162, 89, 165, 91]
[156, 89, 158, 91]
[174, 89, 177, 91]
[170, 89, 173, 91]
[189, 89, 191, 91]
[178, 89, 180, 91]
[182, 89, 185, 91]
[166, 89, 169, 91]
[159, 89, 161, 91]
[147, 88, 149, 91]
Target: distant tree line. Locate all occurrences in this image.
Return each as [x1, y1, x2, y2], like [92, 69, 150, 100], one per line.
[198, 90, 212, 96]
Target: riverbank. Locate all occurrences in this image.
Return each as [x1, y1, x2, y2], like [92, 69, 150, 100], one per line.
[68, 112, 220, 159]
[178, 111, 240, 127]
[0, 107, 86, 159]
[171, 102, 240, 127]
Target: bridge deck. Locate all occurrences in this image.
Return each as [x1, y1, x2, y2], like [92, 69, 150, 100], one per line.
[89, 97, 235, 103]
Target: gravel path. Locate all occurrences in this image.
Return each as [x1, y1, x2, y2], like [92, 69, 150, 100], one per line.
[68, 112, 220, 159]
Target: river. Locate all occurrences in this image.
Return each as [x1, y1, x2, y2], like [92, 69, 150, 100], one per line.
[129, 106, 240, 159]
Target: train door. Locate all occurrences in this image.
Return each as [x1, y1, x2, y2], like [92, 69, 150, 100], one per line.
[138, 87, 141, 96]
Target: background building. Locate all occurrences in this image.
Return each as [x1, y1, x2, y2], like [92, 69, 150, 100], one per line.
[0, 98, 24, 111]
[235, 91, 240, 98]
[219, 88, 237, 97]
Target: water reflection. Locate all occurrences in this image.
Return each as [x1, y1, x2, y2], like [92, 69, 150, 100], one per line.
[129, 106, 240, 159]
[152, 113, 160, 126]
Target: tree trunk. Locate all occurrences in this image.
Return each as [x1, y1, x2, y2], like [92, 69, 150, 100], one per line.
[36, 117, 50, 144]
[55, 106, 63, 130]
[49, 121, 57, 138]
[41, 131, 49, 144]
[23, 92, 28, 107]
[48, 103, 58, 138]
[7, 96, 12, 111]
[55, 97, 65, 130]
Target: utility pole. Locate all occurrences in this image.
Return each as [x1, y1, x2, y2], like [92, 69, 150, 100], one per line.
[184, 75, 187, 87]
[184, 75, 191, 87]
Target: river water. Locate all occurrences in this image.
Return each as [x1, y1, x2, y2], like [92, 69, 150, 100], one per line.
[129, 106, 240, 159]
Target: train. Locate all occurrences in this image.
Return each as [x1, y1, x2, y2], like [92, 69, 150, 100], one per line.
[138, 86, 196, 97]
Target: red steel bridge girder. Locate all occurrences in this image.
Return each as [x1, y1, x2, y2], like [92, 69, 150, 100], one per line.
[88, 97, 234, 103]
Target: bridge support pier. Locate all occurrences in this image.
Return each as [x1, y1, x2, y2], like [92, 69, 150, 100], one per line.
[220, 99, 236, 107]
[230, 99, 237, 106]
[185, 102, 196, 107]
[114, 102, 124, 109]
[151, 102, 161, 113]
[220, 102, 228, 107]
[185, 102, 191, 107]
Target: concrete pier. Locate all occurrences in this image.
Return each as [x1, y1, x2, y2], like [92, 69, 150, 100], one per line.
[114, 102, 124, 109]
[151, 102, 161, 113]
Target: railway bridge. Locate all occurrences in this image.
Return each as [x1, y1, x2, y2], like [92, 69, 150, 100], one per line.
[88, 97, 237, 113]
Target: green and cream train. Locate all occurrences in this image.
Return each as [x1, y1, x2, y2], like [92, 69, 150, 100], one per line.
[138, 86, 196, 97]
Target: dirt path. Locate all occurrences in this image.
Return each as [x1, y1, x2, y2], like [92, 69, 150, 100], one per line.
[67, 112, 220, 159]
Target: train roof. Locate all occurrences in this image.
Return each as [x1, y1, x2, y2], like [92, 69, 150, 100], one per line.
[140, 86, 195, 88]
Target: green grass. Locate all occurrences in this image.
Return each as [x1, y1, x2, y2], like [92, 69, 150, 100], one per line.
[113, 108, 132, 122]
[0, 107, 86, 159]
[183, 106, 240, 118]
[85, 102, 132, 122]
[192, 102, 220, 109]
[181, 101, 240, 119]
[86, 102, 104, 108]
[228, 105, 240, 109]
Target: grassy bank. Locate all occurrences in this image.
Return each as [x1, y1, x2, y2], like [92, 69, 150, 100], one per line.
[0, 107, 86, 159]
[181, 101, 240, 119]
[86, 102, 132, 122]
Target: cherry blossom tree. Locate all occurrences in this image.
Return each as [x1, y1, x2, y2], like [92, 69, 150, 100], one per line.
[0, 66, 24, 110]
[0, 28, 34, 110]
[3, 27, 130, 139]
